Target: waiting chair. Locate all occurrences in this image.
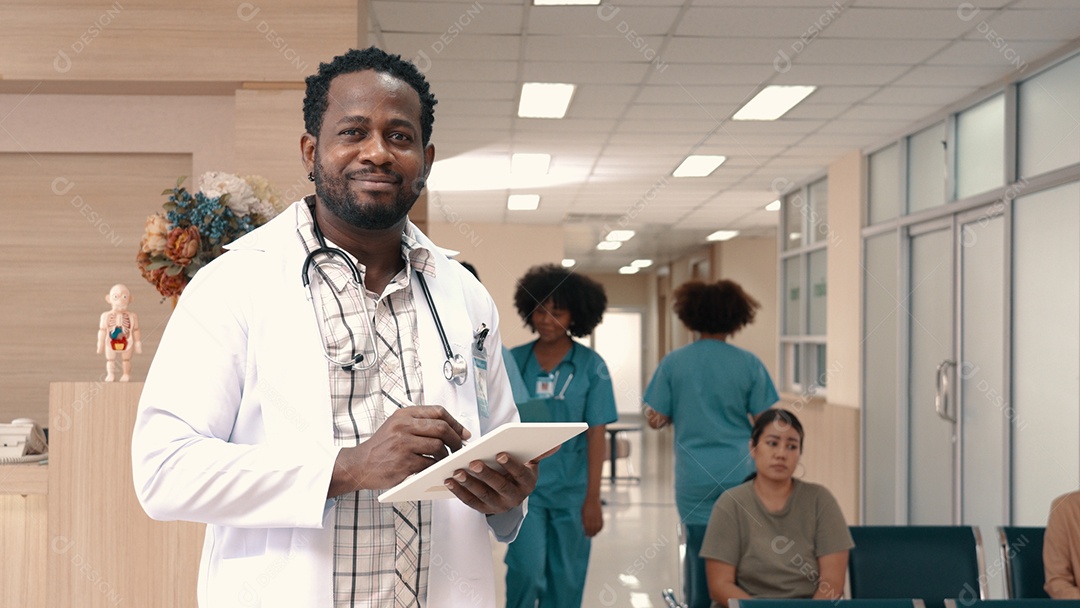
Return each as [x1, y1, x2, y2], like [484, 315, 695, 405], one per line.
[998, 526, 1048, 599]
[848, 526, 988, 608]
[661, 588, 686, 608]
[944, 600, 1080, 608]
[732, 600, 924, 608]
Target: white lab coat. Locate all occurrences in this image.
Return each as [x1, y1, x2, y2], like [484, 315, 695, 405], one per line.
[131, 201, 523, 608]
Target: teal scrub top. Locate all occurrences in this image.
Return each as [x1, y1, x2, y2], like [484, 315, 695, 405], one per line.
[643, 339, 778, 525]
[511, 340, 618, 508]
[502, 345, 532, 405]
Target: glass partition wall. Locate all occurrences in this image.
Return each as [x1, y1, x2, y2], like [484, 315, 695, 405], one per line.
[780, 177, 829, 397]
[861, 49, 1080, 526]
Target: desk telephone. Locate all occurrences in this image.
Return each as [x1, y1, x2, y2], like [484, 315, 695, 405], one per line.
[0, 418, 48, 464]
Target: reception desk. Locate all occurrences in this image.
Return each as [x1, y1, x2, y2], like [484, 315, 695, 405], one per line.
[0, 382, 204, 607]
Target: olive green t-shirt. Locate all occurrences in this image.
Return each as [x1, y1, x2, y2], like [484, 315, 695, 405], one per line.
[700, 479, 854, 603]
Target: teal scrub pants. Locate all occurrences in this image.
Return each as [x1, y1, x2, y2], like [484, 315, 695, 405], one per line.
[504, 504, 591, 608]
[685, 523, 710, 608]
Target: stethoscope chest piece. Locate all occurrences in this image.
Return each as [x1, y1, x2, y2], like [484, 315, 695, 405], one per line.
[444, 353, 468, 385]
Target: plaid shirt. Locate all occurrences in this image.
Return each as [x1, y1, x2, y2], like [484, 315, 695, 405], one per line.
[297, 202, 435, 607]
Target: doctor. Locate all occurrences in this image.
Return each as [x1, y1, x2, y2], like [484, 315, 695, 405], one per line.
[132, 47, 537, 608]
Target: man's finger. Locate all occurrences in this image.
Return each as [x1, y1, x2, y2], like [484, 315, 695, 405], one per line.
[529, 445, 560, 464]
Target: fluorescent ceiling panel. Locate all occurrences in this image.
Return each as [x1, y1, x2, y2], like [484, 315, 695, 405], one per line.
[733, 85, 817, 121]
[673, 155, 726, 177]
[518, 83, 576, 119]
[507, 194, 541, 210]
[706, 230, 740, 242]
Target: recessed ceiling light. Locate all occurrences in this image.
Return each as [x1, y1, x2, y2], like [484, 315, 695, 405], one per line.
[706, 230, 740, 242]
[507, 194, 540, 210]
[561, 258, 576, 267]
[630, 259, 653, 268]
[618, 266, 640, 274]
[534, 0, 600, 4]
[673, 155, 726, 178]
[733, 85, 816, 121]
[597, 241, 622, 251]
[511, 153, 551, 175]
[766, 199, 782, 211]
[605, 230, 635, 242]
[518, 83, 576, 119]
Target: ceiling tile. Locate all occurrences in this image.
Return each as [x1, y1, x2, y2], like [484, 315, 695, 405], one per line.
[819, 8, 979, 40]
[371, 1, 525, 35]
[793, 39, 951, 65]
[527, 6, 680, 36]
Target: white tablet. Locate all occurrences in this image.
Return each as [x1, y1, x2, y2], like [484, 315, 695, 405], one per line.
[377, 422, 587, 502]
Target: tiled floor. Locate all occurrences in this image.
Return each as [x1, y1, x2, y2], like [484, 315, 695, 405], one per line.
[491, 420, 685, 608]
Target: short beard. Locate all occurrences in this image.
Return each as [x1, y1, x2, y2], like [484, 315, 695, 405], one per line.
[312, 153, 422, 231]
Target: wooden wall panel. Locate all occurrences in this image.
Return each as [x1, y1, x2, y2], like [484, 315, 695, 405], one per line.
[234, 88, 310, 204]
[778, 395, 861, 524]
[0, 153, 190, 425]
[0, 1, 357, 82]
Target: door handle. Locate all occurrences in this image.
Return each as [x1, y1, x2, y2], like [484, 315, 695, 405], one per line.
[935, 360, 957, 423]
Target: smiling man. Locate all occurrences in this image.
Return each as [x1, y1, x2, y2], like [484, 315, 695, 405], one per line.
[132, 47, 536, 608]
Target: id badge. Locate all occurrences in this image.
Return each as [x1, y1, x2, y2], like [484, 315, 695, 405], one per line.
[473, 355, 489, 417]
[535, 373, 555, 399]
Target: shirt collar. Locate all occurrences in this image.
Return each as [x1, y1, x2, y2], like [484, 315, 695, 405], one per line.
[297, 198, 436, 294]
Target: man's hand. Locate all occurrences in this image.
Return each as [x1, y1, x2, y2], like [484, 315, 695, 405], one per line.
[442, 452, 541, 514]
[327, 406, 470, 498]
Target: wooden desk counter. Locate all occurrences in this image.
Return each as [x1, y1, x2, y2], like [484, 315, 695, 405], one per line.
[48, 382, 203, 608]
[1, 463, 49, 608]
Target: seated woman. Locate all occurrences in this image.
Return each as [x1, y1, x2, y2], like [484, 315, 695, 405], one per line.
[701, 409, 853, 607]
[1044, 490, 1080, 598]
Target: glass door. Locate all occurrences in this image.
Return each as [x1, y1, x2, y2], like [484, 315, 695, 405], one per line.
[903, 204, 1007, 525]
[907, 220, 956, 524]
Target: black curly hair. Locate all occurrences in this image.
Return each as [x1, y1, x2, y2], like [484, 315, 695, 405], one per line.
[303, 47, 438, 145]
[514, 264, 607, 338]
[673, 279, 760, 336]
[751, 408, 804, 453]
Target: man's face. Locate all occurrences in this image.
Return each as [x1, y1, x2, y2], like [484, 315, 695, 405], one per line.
[308, 69, 434, 231]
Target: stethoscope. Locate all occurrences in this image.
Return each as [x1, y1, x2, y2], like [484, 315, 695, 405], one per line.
[300, 213, 468, 385]
[530, 343, 577, 400]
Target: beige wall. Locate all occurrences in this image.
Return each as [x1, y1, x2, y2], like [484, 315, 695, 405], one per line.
[425, 220, 564, 350]
[715, 237, 779, 383]
[826, 150, 865, 409]
[591, 272, 649, 309]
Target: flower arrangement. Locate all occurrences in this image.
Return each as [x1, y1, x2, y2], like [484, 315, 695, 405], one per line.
[137, 172, 286, 300]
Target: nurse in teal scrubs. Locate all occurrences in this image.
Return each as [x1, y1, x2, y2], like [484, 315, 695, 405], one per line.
[643, 279, 779, 608]
[504, 264, 618, 608]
